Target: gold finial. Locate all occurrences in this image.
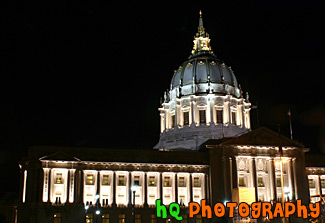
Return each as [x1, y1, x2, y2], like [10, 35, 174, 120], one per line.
[199, 10, 202, 18]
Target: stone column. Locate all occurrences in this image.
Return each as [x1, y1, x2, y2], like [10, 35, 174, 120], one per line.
[164, 110, 167, 131]
[205, 173, 209, 203]
[112, 171, 116, 207]
[175, 105, 179, 128]
[251, 157, 258, 202]
[210, 97, 214, 125]
[227, 100, 231, 125]
[144, 172, 148, 207]
[189, 173, 193, 202]
[160, 112, 165, 133]
[231, 156, 238, 189]
[175, 173, 178, 203]
[73, 169, 78, 203]
[79, 170, 84, 204]
[242, 105, 246, 128]
[223, 155, 232, 202]
[269, 158, 277, 201]
[288, 158, 296, 200]
[191, 99, 195, 126]
[318, 175, 322, 198]
[97, 171, 100, 202]
[128, 172, 132, 207]
[159, 172, 163, 203]
[66, 170, 70, 204]
[47, 169, 51, 203]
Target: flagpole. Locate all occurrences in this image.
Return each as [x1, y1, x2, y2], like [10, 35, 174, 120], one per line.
[288, 109, 293, 140]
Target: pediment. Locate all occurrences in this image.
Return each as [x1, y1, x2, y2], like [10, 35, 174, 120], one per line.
[39, 151, 81, 162]
[220, 127, 304, 148]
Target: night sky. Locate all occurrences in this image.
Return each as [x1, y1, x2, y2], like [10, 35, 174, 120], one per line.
[1, 1, 325, 194]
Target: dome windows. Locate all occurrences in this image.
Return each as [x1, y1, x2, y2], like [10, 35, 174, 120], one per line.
[199, 110, 206, 125]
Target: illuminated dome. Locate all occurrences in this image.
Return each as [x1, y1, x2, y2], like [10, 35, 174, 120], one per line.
[170, 53, 241, 99]
[168, 11, 242, 100]
[155, 11, 251, 151]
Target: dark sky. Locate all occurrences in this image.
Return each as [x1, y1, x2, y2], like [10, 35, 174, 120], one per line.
[1, 1, 325, 193]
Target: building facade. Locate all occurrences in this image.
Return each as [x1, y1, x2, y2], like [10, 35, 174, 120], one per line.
[16, 11, 325, 223]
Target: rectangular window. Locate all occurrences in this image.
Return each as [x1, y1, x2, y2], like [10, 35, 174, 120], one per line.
[183, 111, 189, 126]
[199, 110, 206, 124]
[179, 177, 186, 187]
[135, 214, 141, 223]
[134, 175, 140, 186]
[55, 173, 63, 184]
[193, 177, 200, 187]
[118, 175, 125, 186]
[309, 179, 315, 188]
[276, 177, 282, 187]
[118, 214, 126, 223]
[216, 110, 223, 124]
[179, 195, 185, 203]
[102, 214, 109, 223]
[258, 177, 265, 187]
[321, 178, 325, 188]
[86, 214, 93, 223]
[53, 213, 61, 223]
[102, 175, 110, 185]
[231, 111, 237, 125]
[171, 115, 175, 128]
[86, 174, 95, 185]
[164, 176, 170, 187]
[239, 176, 246, 187]
[148, 176, 156, 186]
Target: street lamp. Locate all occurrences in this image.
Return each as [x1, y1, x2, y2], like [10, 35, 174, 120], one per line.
[131, 185, 137, 223]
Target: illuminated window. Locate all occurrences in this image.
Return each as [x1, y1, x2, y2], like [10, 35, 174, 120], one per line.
[193, 177, 200, 187]
[134, 175, 140, 186]
[148, 176, 156, 186]
[171, 115, 175, 128]
[179, 177, 186, 187]
[257, 177, 264, 187]
[199, 110, 206, 124]
[102, 214, 109, 223]
[239, 176, 246, 187]
[53, 213, 61, 223]
[276, 177, 281, 187]
[135, 214, 141, 223]
[55, 173, 63, 184]
[231, 111, 236, 125]
[183, 111, 189, 126]
[179, 195, 185, 204]
[86, 214, 93, 223]
[118, 214, 125, 223]
[321, 178, 325, 188]
[309, 179, 315, 188]
[86, 174, 95, 185]
[150, 214, 157, 223]
[216, 109, 223, 124]
[102, 175, 110, 185]
[164, 176, 170, 187]
[118, 175, 126, 186]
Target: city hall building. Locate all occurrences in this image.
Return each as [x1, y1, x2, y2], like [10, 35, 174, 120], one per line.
[17, 12, 325, 223]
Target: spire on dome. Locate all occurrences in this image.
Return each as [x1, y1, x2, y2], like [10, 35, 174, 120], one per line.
[198, 10, 205, 36]
[190, 10, 214, 58]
